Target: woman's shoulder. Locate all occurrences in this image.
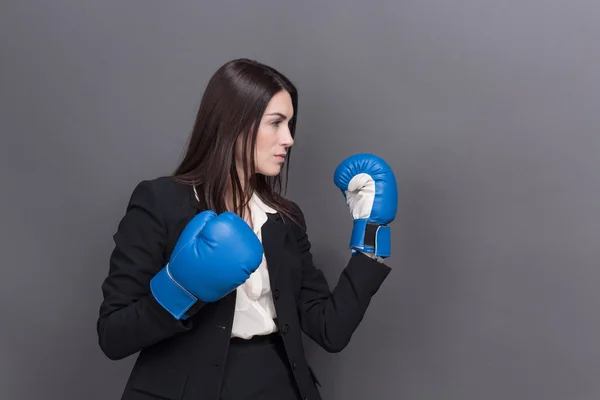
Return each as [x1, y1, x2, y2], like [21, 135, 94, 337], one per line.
[126, 176, 193, 211]
[131, 176, 189, 194]
[136, 175, 184, 188]
[274, 196, 308, 232]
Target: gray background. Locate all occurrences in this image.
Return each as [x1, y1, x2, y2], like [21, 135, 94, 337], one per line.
[1, 0, 599, 399]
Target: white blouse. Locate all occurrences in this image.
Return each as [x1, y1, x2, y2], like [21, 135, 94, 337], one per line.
[230, 193, 279, 339]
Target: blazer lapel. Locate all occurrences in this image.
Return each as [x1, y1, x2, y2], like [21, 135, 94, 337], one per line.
[261, 213, 288, 289]
[188, 184, 289, 289]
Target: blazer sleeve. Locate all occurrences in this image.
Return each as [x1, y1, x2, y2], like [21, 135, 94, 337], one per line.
[291, 202, 392, 353]
[96, 180, 203, 360]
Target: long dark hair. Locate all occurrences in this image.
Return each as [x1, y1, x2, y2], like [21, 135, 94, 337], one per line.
[171, 58, 301, 227]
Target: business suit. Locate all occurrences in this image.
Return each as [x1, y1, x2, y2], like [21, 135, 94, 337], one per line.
[97, 176, 392, 400]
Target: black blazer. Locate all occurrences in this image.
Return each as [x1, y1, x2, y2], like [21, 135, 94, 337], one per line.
[97, 177, 392, 400]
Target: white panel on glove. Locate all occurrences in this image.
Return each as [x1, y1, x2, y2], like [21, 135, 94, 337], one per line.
[344, 173, 376, 220]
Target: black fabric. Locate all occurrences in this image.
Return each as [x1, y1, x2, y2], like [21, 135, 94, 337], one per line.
[97, 177, 392, 400]
[220, 334, 302, 400]
[364, 222, 380, 247]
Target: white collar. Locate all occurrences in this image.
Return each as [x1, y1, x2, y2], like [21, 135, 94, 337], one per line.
[247, 192, 276, 235]
[249, 192, 277, 214]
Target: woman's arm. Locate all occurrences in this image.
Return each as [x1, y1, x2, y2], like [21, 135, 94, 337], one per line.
[96, 180, 204, 360]
[291, 203, 392, 353]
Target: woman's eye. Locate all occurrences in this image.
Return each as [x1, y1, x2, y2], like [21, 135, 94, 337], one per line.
[271, 120, 281, 127]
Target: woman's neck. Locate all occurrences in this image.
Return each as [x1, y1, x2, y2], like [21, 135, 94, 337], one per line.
[224, 180, 253, 228]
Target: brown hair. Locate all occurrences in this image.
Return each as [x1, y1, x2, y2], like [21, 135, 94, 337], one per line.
[171, 58, 301, 226]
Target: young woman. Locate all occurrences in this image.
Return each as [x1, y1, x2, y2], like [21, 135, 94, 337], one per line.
[97, 58, 398, 400]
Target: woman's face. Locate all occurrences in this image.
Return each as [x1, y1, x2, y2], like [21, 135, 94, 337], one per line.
[236, 90, 295, 177]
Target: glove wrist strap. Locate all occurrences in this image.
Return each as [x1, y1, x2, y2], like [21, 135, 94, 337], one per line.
[150, 263, 198, 320]
[350, 219, 391, 258]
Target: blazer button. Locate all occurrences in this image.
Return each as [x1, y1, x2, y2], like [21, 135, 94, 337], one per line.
[273, 288, 280, 299]
[281, 324, 289, 334]
[291, 361, 296, 370]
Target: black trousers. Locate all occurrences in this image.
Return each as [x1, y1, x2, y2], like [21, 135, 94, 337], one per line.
[219, 333, 303, 400]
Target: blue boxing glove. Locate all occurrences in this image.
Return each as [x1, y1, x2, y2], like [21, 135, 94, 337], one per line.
[333, 153, 398, 258]
[150, 210, 263, 319]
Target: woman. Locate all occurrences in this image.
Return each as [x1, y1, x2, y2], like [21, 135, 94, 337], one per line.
[97, 58, 397, 400]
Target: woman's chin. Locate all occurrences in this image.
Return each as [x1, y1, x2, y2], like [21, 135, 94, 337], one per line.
[257, 165, 282, 177]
